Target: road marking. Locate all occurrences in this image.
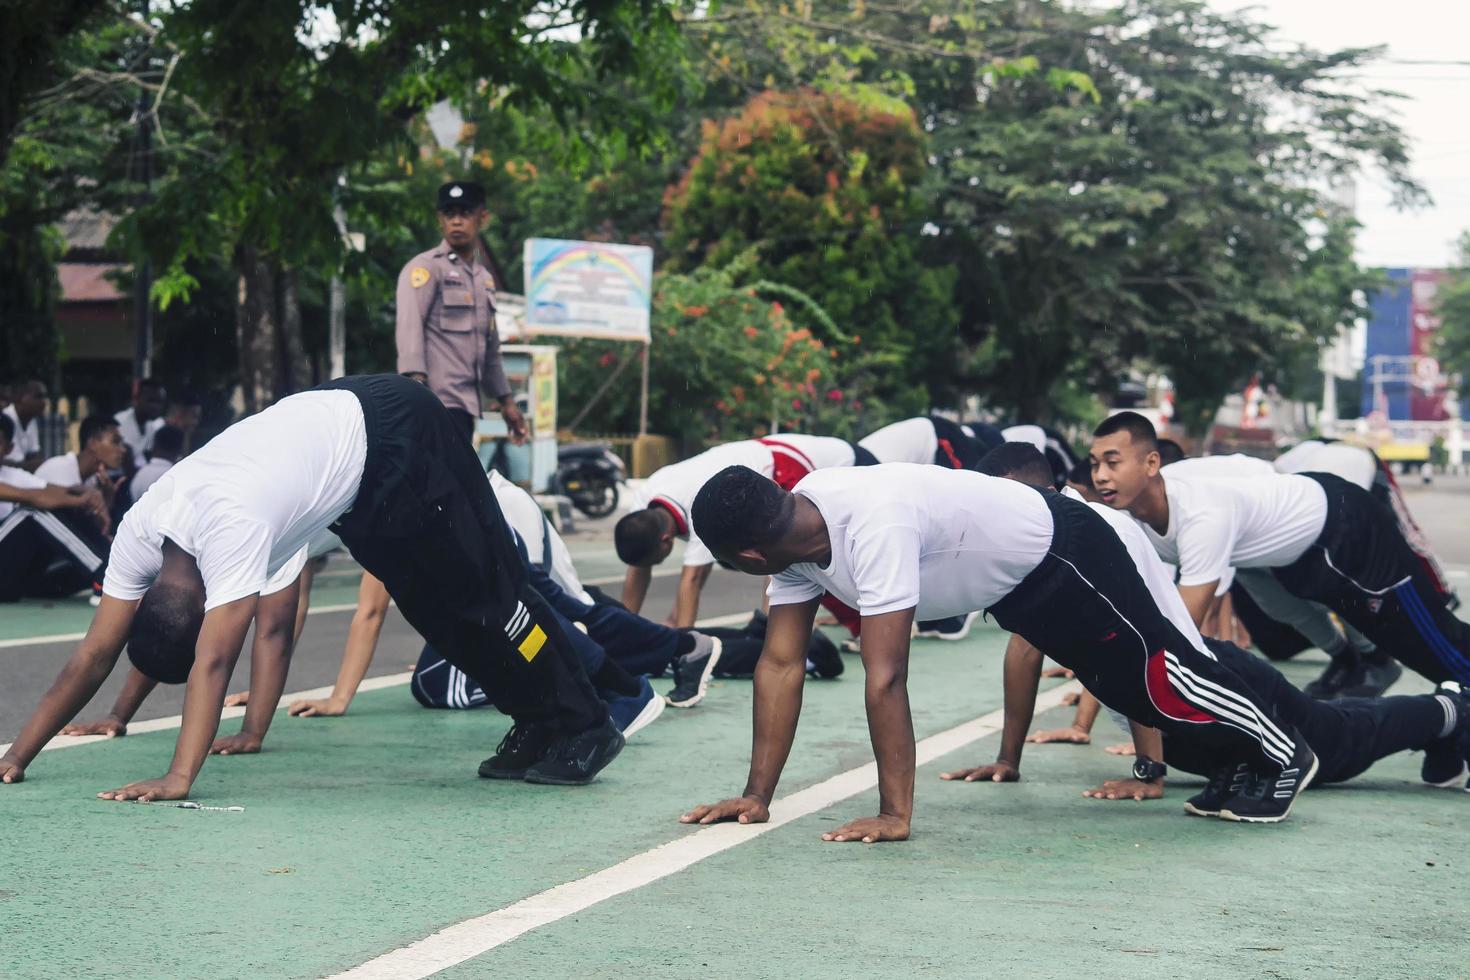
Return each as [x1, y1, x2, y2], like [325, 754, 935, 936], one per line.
[330, 682, 1079, 980]
[0, 612, 755, 758]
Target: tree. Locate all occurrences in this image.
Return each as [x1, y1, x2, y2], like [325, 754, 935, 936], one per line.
[0, 0, 110, 167]
[115, 0, 683, 411]
[1432, 233, 1470, 385]
[662, 86, 954, 410]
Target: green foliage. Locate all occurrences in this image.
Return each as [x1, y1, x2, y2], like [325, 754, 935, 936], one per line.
[662, 86, 957, 407]
[1432, 234, 1470, 384]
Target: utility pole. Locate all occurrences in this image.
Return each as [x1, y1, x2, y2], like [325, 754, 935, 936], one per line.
[131, 0, 154, 383]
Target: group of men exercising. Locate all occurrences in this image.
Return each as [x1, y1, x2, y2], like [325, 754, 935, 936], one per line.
[4, 374, 1467, 837]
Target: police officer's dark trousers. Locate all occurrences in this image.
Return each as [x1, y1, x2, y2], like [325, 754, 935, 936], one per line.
[1274, 472, 1470, 687]
[322, 374, 604, 735]
[988, 491, 1301, 775]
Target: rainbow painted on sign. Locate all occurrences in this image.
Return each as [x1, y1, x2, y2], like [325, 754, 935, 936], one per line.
[523, 238, 654, 341]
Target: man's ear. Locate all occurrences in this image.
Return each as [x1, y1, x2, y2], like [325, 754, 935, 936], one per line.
[1144, 449, 1161, 477]
[659, 527, 677, 545]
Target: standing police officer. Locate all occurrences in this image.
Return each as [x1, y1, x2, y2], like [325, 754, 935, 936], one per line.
[396, 180, 528, 445]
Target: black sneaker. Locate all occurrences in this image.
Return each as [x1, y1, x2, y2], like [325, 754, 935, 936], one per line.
[667, 633, 723, 708]
[478, 722, 552, 780]
[1218, 741, 1319, 824]
[1338, 657, 1402, 698]
[524, 716, 625, 786]
[1303, 656, 1357, 700]
[1421, 683, 1470, 789]
[805, 629, 844, 679]
[1183, 762, 1250, 818]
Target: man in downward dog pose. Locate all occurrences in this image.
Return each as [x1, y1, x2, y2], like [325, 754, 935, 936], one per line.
[947, 442, 1470, 800]
[616, 434, 857, 627]
[1091, 412, 1470, 717]
[0, 374, 623, 799]
[856, 415, 1000, 470]
[680, 462, 1314, 840]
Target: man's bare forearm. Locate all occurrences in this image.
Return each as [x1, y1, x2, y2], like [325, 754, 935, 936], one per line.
[107, 668, 159, 725]
[672, 564, 711, 628]
[2, 651, 119, 767]
[621, 565, 651, 614]
[743, 654, 805, 803]
[166, 600, 257, 786]
[998, 635, 1044, 767]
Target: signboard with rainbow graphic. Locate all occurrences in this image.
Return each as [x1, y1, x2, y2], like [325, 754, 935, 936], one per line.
[523, 238, 654, 342]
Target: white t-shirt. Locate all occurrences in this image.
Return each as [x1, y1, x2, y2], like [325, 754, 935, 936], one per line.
[759, 434, 855, 471]
[767, 464, 1052, 619]
[1063, 487, 1205, 652]
[1163, 454, 1276, 479]
[1138, 471, 1328, 589]
[130, 456, 174, 503]
[490, 470, 592, 605]
[114, 407, 164, 460]
[1273, 440, 1376, 490]
[632, 441, 776, 567]
[104, 389, 367, 610]
[1001, 425, 1047, 453]
[35, 452, 92, 489]
[3, 405, 40, 464]
[0, 464, 46, 521]
[856, 417, 937, 465]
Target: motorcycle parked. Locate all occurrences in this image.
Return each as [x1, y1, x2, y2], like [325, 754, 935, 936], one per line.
[554, 442, 626, 518]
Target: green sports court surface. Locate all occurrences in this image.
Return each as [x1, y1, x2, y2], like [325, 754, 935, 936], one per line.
[4, 605, 1466, 979]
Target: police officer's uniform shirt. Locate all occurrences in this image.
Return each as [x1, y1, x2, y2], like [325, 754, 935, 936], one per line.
[395, 241, 509, 417]
[1273, 440, 1376, 490]
[1061, 486, 1205, 652]
[857, 417, 938, 465]
[3, 405, 40, 464]
[1137, 470, 1328, 590]
[114, 407, 164, 460]
[104, 390, 366, 610]
[0, 464, 46, 520]
[633, 441, 776, 568]
[489, 470, 593, 605]
[767, 464, 1052, 619]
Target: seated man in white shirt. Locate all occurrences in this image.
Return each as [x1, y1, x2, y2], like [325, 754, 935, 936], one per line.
[680, 463, 1314, 835]
[36, 415, 126, 497]
[113, 379, 167, 473]
[3, 380, 48, 471]
[1091, 411, 1470, 715]
[0, 374, 624, 801]
[948, 441, 1470, 799]
[615, 434, 858, 627]
[0, 413, 111, 602]
[130, 424, 184, 503]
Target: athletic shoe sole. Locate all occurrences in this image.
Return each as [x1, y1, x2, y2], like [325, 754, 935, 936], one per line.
[666, 637, 723, 708]
[477, 762, 529, 780]
[1182, 799, 1222, 818]
[1219, 751, 1320, 824]
[621, 690, 666, 740]
[915, 611, 979, 642]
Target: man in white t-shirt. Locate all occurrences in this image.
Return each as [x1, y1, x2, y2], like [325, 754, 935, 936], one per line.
[130, 424, 185, 503]
[679, 463, 1314, 834]
[615, 435, 857, 627]
[36, 415, 126, 498]
[947, 441, 1470, 802]
[856, 415, 1001, 470]
[0, 412, 112, 602]
[0, 374, 624, 800]
[1092, 412, 1470, 726]
[3, 380, 48, 470]
[113, 379, 167, 470]
[1162, 452, 1393, 699]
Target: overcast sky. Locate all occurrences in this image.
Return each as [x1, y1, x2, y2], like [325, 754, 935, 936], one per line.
[1212, 0, 1470, 270]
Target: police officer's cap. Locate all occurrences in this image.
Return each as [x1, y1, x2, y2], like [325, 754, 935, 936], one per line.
[437, 180, 486, 211]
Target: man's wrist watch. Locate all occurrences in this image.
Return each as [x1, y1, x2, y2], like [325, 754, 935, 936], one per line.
[1132, 756, 1167, 783]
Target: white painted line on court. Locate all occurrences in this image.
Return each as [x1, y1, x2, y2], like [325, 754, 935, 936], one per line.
[330, 681, 1081, 980]
[0, 611, 755, 758]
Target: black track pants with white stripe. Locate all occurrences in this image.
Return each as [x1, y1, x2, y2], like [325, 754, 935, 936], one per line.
[322, 374, 605, 735]
[0, 507, 108, 601]
[1275, 472, 1470, 687]
[989, 492, 1300, 775]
